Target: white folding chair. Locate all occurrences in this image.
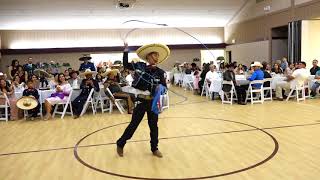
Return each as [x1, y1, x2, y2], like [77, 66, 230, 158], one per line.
[304, 81, 311, 99]
[221, 81, 238, 105]
[201, 80, 210, 99]
[286, 81, 306, 102]
[52, 90, 74, 119]
[94, 89, 111, 113]
[160, 91, 170, 111]
[183, 74, 194, 91]
[80, 89, 97, 116]
[245, 80, 264, 104]
[0, 93, 10, 122]
[263, 78, 273, 101]
[105, 88, 126, 114]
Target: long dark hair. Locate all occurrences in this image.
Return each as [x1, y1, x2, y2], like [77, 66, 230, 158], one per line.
[57, 73, 65, 84]
[11, 59, 19, 67]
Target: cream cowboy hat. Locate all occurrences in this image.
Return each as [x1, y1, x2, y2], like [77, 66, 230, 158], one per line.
[16, 96, 38, 110]
[81, 69, 97, 76]
[136, 43, 170, 64]
[251, 62, 263, 67]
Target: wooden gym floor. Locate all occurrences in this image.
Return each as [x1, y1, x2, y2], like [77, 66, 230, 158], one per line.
[0, 86, 319, 180]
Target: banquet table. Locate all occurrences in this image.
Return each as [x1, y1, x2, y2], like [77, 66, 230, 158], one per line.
[15, 89, 81, 103]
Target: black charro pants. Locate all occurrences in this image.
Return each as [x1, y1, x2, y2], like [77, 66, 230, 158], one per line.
[117, 99, 159, 152]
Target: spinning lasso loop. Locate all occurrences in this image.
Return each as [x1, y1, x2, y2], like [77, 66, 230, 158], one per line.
[120, 19, 218, 86]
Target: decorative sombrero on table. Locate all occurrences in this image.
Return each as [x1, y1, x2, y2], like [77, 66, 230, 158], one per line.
[79, 55, 92, 61]
[136, 43, 170, 64]
[33, 69, 51, 78]
[16, 96, 38, 110]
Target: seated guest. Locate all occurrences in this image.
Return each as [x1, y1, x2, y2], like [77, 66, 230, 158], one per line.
[8, 59, 20, 80]
[79, 55, 96, 72]
[205, 64, 220, 99]
[22, 80, 40, 119]
[68, 71, 81, 88]
[261, 61, 272, 87]
[310, 69, 320, 97]
[198, 63, 210, 94]
[285, 63, 295, 75]
[12, 74, 25, 92]
[280, 57, 288, 71]
[63, 69, 71, 81]
[104, 70, 134, 114]
[48, 73, 59, 89]
[222, 64, 244, 104]
[0, 79, 22, 120]
[271, 63, 283, 74]
[0, 72, 11, 87]
[247, 62, 264, 88]
[39, 74, 49, 89]
[310, 59, 320, 75]
[44, 73, 72, 120]
[17, 66, 27, 83]
[72, 69, 99, 119]
[185, 63, 192, 74]
[275, 61, 309, 100]
[235, 64, 245, 75]
[31, 74, 40, 89]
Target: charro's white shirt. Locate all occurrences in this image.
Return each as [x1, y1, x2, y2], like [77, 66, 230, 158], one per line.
[291, 68, 310, 86]
[205, 70, 220, 82]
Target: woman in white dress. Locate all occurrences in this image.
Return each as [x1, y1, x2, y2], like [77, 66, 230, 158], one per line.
[44, 73, 72, 120]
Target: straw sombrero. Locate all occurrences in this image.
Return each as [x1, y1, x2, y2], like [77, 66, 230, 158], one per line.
[80, 69, 97, 76]
[136, 44, 170, 64]
[33, 69, 51, 78]
[16, 96, 38, 110]
[101, 69, 119, 78]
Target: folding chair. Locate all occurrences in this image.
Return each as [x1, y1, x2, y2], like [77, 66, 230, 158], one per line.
[105, 88, 126, 114]
[183, 74, 194, 91]
[201, 80, 210, 99]
[245, 80, 264, 104]
[52, 90, 74, 119]
[0, 93, 10, 122]
[263, 78, 273, 101]
[286, 82, 306, 102]
[221, 81, 238, 105]
[94, 88, 111, 113]
[80, 89, 97, 116]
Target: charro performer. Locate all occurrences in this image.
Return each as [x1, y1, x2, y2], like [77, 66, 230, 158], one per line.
[116, 43, 170, 158]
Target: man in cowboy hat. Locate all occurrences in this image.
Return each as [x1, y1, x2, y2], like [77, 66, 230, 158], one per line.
[79, 55, 96, 72]
[72, 69, 99, 119]
[68, 70, 81, 89]
[247, 61, 264, 88]
[116, 43, 169, 158]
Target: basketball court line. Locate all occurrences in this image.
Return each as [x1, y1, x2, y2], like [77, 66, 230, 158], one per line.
[0, 121, 319, 157]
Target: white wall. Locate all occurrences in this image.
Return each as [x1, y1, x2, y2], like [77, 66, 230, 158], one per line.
[0, 27, 224, 49]
[301, 20, 320, 69]
[226, 40, 269, 65]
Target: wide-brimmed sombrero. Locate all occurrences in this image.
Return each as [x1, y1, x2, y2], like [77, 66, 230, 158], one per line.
[101, 69, 119, 78]
[79, 55, 92, 61]
[33, 69, 51, 78]
[136, 43, 170, 64]
[16, 96, 38, 110]
[80, 69, 97, 76]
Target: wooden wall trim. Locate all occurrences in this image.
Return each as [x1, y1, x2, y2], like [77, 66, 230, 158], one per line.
[0, 43, 227, 55]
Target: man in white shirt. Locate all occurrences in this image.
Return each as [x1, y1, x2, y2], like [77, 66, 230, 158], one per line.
[205, 64, 219, 84]
[205, 64, 220, 100]
[275, 61, 309, 100]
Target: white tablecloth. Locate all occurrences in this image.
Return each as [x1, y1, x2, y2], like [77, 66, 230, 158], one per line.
[15, 89, 81, 103]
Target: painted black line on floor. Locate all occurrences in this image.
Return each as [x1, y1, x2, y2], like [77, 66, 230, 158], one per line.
[0, 121, 320, 157]
[73, 117, 280, 180]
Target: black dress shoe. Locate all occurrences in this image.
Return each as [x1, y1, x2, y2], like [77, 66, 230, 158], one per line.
[152, 150, 163, 158]
[116, 146, 123, 157]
